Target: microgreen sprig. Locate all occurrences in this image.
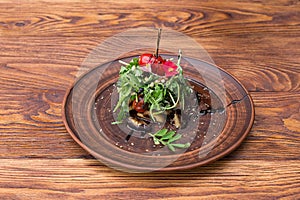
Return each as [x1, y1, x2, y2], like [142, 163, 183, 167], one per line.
[149, 129, 190, 152]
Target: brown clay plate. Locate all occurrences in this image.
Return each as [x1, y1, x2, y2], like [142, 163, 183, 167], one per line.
[62, 55, 254, 172]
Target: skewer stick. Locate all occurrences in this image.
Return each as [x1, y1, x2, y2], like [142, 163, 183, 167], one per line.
[155, 28, 162, 58]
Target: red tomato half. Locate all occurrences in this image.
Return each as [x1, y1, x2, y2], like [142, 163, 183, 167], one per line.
[138, 53, 165, 66]
[132, 96, 146, 113]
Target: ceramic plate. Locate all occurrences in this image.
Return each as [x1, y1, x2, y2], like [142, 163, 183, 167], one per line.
[62, 55, 254, 172]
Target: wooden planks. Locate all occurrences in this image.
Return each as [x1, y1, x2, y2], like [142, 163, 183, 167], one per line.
[0, 35, 299, 92]
[0, 0, 299, 37]
[0, 0, 299, 199]
[0, 159, 298, 199]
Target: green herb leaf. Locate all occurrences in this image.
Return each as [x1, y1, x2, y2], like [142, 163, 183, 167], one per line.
[153, 137, 160, 145]
[172, 143, 191, 148]
[149, 129, 190, 152]
[167, 134, 182, 143]
[119, 66, 127, 74]
[160, 140, 167, 145]
[154, 129, 168, 137]
[167, 144, 175, 152]
[161, 130, 176, 140]
[111, 121, 123, 125]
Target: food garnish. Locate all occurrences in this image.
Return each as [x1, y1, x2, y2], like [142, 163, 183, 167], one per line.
[149, 129, 190, 152]
[112, 29, 193, 152]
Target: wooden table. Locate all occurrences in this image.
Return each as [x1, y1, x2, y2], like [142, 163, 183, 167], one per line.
[0, 0, 299, 199]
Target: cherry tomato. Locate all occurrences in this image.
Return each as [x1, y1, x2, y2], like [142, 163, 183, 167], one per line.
[151, 63, 165, 76]
[138, 53, 152, 66]
[138, 53, 165, 66]
[139, 53, 166, 76]
[132, 96, 146, 113]
[154, 55, 165, 64]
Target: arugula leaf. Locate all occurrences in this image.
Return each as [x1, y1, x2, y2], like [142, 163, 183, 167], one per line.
[153, 137, 160, 145]
[172, 143, 191, 148]
[119, 66, 127, 74]
[161, 130, 176, 140]
[167, 144, 176, 152]
[167, 134, 182, 143]
[149, 129, 190, 152]
[154, 129, 168, 137]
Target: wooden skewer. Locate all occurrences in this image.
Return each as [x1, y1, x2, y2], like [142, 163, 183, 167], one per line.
[155, 28, 162, 58]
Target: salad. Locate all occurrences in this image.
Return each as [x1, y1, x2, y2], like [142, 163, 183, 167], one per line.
[112, 30, 193, 151]
[113, 51, 192, 124]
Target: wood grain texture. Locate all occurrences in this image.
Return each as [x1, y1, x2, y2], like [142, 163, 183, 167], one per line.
[0, 0, 299, 37]
[0, 159, 299, 199]
[0, 36, 299, 92]
[0, 0, 299, 199]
